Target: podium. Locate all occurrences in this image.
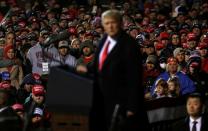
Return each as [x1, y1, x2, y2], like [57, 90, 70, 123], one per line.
[46, 67, 93, 131]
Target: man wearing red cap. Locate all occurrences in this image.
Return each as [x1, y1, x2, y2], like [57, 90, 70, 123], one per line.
[154, 41, 165, 56]
[160, 32, 169, 46]
[158, 32, 172, 57]
[24, 84, 45, 112]
[24, 84, 51, 130]
[31, 85, 45, 104]
[68, 26, 77, 41]
[187, 32, 198, 51]
[196, 42, 208, 73]
[151, 57, 196, 96]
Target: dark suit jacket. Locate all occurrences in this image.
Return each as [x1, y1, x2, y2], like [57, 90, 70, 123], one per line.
[172, 115, 208, 131]
[89, 31, 149, 131]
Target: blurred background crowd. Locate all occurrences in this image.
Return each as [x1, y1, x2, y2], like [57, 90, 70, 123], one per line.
[0, 0, 208, 130]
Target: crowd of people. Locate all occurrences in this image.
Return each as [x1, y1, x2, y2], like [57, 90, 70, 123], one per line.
[0, 0, 208, 130]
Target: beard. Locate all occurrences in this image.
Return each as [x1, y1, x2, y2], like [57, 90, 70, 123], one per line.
[83, 50, 92, 57]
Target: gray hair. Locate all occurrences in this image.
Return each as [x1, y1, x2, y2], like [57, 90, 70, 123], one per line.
[101, 9, 122, 25]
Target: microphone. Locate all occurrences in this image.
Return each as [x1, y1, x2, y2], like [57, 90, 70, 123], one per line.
[43, 30, 70, 47]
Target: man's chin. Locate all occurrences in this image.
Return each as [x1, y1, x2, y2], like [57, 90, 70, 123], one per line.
[84, 53, 91, 57]
[189, 112, 199, 117]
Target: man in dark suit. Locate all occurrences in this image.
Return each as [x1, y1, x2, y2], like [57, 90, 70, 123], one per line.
[172, 93, 208, 131]
[87, 9, 149, 131]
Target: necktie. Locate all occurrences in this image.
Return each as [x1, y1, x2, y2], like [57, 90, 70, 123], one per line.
[99, 41, 110, 71]
[192, 121, 197, 131]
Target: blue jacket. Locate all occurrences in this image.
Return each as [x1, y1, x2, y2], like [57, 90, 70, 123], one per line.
[151, 71, 196, 96]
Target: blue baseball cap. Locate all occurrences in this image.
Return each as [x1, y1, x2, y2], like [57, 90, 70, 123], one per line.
[1, 71, 10, 81]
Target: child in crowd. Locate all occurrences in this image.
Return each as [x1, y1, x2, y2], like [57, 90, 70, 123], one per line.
[153, 78, 168, 99]
[167, 77, 180, 97]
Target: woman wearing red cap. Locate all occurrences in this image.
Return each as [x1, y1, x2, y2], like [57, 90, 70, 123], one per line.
[0, 45, 23, 89]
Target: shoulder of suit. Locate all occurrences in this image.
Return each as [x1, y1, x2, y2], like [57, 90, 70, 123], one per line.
[121, 31, 136, 43]
[101, 34, 108, 41]
[202, 114, 208, 121]
[172, 117, 188, 128]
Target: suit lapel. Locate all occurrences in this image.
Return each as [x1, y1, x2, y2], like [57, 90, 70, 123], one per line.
[101, 31, 125, 72]
[201, 116, 208, 131]
[185, 117, 190, 131]
[97, 32, 124, 72]
[97, 34, 107, 54]
[101, 41, 120, 70]
[95, 34, 107, 72]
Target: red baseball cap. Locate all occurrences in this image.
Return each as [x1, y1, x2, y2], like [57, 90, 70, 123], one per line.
[190, 62, 199, 68]
[68, 27, 77, 35]
[160, 32, 169, 40]
[12, 103, 24, 112]
[155, 42, 165, 50]
[32, 85, 45, 95]
[187, 32, 196, 41]
[0, 81, 11, 90]
[182, 42, 189, 49]
[167, 57, 178, 65]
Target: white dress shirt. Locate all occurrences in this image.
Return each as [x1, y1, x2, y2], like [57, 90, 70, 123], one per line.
[99, 36, 117, 64]
[189, 116, 202, 131]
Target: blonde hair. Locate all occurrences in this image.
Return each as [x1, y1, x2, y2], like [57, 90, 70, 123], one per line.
[167, 77, 180, 96]
[155, 78, 168, 95]
[101, 9, 122, 25]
